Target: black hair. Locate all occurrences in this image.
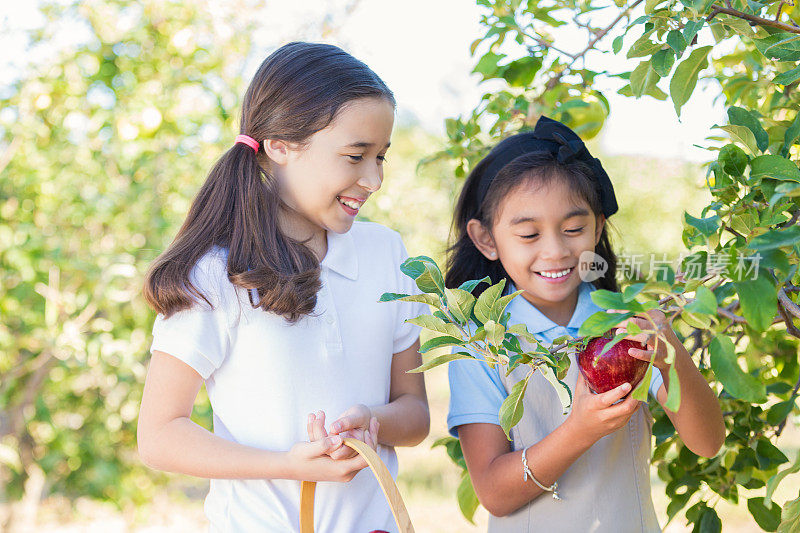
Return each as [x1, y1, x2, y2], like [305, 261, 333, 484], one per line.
[445, 150, 619, 297]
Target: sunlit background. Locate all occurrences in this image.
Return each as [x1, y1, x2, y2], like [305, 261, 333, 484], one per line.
[1, 1, 795, 532]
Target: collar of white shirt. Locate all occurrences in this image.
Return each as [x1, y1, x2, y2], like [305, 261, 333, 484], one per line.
[505, 281, 599, 335]
[320, 229, 359, 280]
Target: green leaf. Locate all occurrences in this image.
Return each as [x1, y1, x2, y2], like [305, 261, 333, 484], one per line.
[670, 46, 712, 117]
[456, 472, 480, 524]
[490, 290, 523, 322]
[683, 19, 705, 44]
[667, 29, 687, 56]
[473, 51, 505, 79]
[474, 279, 506, 324]
[632, 363, 653, 401]
[418, 335, 465, 353]
[458, 276, 491, 294]
[578, 310, 633, 337]
[749, 497, 782, 531]
[686, 285, 717, 314]
[696, 506, 722, 533]
[538, 364, 573, 414]
[630, 60, 659, 98]
[728, 106, 769, 152]
[484, 320, 506, 346]
[627, 30, 662, 58]
[651, 48, 675, 77]
[755, 32, 800, 61]
[709, 336, 766, 402]
[781, 112, 800, 157]
[409, 351, 475, 373]
[379, 292, 442, 307]
[501, 56, 542, 87]
[748, 225, 800, 251]
[778, 494, 800, 533]
[682, 310, 713, 328]
[499, 375, 530, 438]
[734, 277, 777, 332]
[767, 398, 797, 426]
[612, 35, 624, 54]
[715, 124, 759, 154]
[445, 288, 476, 324]
[774, 64, 800, 86]
[664, 361, 681, 412]
[400, 256, 445, 295]
[508, 323, 540, 345]
[718, 143, 749, 175]
[766, 453, 800, 508]
[591, 289, 644, 311]
[750, 155, 800, 182]
[684, 212, 720, 237]
[407, 314, 463, 338]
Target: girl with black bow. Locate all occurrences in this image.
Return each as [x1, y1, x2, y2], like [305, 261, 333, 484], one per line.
[445, 116, 724, 531]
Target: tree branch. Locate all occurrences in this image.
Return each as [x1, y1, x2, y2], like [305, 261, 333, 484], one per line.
[778, 288, 800, 339]
[708, 4, 800, 34]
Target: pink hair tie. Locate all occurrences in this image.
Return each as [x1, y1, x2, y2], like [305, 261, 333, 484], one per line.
[235, 134, 259, 153]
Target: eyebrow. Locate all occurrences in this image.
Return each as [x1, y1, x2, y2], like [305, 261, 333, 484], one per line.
[510, 208, 591, 225]
[345, 141, 391, 149]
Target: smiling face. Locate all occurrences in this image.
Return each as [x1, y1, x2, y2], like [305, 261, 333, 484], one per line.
[468, 176, 604, 325]
[265, 96, 395, 246]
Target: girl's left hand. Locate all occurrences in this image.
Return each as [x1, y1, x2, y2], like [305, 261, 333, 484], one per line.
[613, 309, 677, 371]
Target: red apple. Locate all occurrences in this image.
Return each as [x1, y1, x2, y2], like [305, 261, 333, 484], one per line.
[577, 335, 649, 394]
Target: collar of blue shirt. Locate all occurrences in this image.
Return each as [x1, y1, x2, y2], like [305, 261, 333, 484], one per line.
[505, 281, 600, 335]
[320, 229, 359, 280]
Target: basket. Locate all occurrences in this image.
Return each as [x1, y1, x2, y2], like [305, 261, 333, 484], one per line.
[299, 437, 415, 533]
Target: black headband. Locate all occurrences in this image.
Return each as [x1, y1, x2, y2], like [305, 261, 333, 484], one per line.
[475, 115, 618, 218]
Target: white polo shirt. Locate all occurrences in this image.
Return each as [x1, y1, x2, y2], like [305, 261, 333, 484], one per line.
[150, 221, 425, 533]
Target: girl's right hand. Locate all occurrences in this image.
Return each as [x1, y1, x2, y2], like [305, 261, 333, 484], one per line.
[565, 373, 642, 447]
[286, 434, 371, 483]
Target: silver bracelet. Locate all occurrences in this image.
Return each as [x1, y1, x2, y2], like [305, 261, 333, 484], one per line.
[521, 445, 561, 500]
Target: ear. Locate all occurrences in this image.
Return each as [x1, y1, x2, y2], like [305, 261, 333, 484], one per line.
[466, 218, 498, 261]
[594, 215, 606, 245]
[262, 139, 291, 165]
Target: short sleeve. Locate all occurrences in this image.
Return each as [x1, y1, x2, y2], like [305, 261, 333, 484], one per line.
[649, 366, 664, 399]
[150, 251, 233, 379]
[447, 347, 507, 437]
[391, 235, 428, 354]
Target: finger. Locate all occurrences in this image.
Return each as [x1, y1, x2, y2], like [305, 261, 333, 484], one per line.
[307, 413, 315, 442]
[341, 452, 369, 473]
[330, 416, 355, 434]
[319, 435, 343, 455]
[329, 444, 357, 461]
[628, 347, 655, 361]
[370, 417, 379, 445]
[595, 381, 632, 408]
[575, 373, 590, 396]
[311, 410, 328, 441]
[604, 394, 642, 421]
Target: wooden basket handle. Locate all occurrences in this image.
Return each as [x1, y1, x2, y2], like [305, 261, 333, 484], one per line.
[299, 437, 414, 533]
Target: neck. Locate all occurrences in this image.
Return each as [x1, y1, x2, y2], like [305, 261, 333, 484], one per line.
[521, 287, 581, 328]
[277, 206, 327, 260]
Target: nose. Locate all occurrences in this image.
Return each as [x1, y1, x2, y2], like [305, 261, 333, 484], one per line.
[539, 231, 571, 262]
[358, 166, 383, 193]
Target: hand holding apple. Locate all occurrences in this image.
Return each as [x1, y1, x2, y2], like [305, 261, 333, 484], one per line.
[565, 373, 642, 446]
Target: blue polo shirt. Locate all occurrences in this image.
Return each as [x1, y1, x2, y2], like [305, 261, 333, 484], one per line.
[447, 282, 664, 437]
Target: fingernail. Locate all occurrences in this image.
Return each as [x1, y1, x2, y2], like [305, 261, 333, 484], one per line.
[623, 383, 631, 392]
[329, 435, 341, 445]
[332, 423, 341, 432]
[317, 410, 324, 418]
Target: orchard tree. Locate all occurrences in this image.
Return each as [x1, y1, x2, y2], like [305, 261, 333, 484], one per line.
[0, 0, 251, 529]
[413, 0, 800, 531]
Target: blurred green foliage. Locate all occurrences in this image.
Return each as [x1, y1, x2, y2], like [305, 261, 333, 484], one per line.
[0, 0, 250, 519]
